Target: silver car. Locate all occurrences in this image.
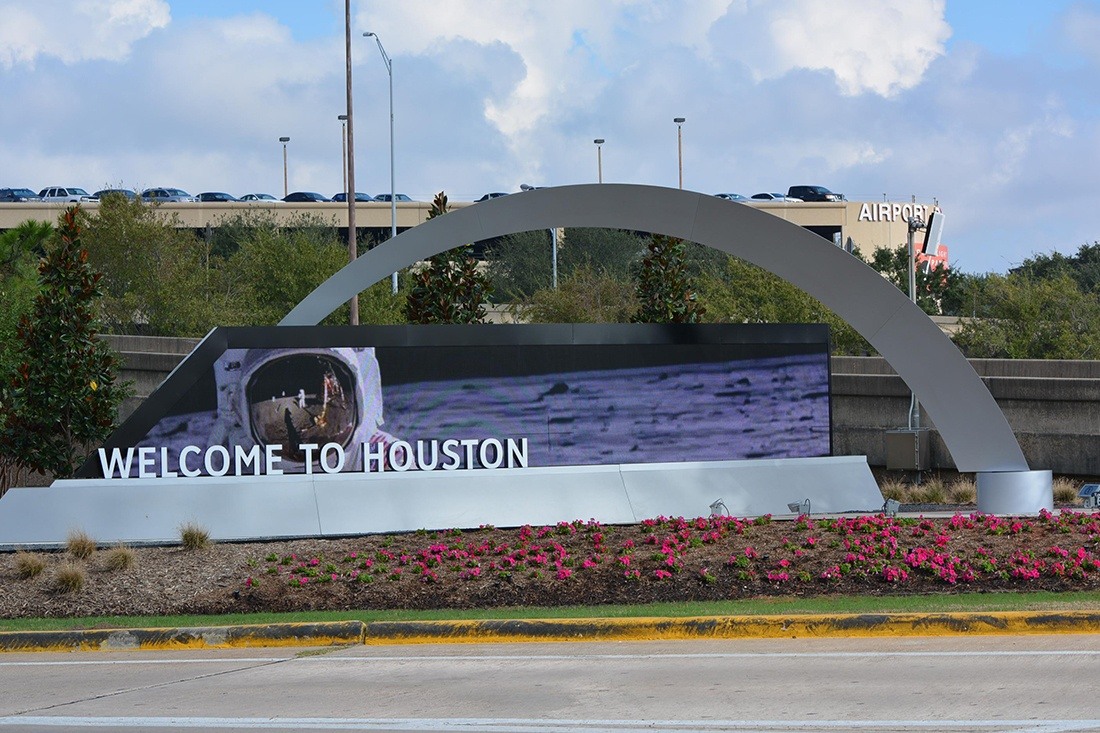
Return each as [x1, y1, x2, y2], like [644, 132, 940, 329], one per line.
[38, 186, 93, 203]
[141, 187, 195, 203]
[751, 192, 802, 202]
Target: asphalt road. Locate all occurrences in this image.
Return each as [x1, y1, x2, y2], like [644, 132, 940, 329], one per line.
[1, 635, 1099, 732]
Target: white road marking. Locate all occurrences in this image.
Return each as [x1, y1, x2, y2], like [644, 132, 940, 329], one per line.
[2, 717, 1100, 731]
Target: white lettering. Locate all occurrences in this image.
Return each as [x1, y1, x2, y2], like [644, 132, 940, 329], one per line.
[363, 440, 386, 472]
[891, 203, 902, 221]
[179, 446, 202, 477]
[441, 439, 461, 470]
[234, 444, 262, 476]
[460, 438, 478, 468]
[300, 443, 319, 475]
[416, 439, 438, 470]
[507, 438, 529, 468]
[858, 202, 872, 221]
[265, 444, 283, 475]
[159, 447, 178, 478]
[389, 440, 414, 472]
[137, 446, 156, 479]
[479, 438, 503, 469]
[98, 447, 134, 479]
[319, 442, 345, 473]
[204, 445, 230, 477]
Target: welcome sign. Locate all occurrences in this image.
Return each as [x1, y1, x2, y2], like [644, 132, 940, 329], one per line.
[80, 323, 833, 481]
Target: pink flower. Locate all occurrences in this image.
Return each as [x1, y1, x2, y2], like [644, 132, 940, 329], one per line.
[556, 568, 572, 580]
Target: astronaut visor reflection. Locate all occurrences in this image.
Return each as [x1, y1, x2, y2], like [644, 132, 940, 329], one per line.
[246, 353, 358, 462]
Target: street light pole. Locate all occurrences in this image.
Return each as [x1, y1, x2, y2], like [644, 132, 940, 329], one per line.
[344, 0, 358, 325]
[673, 117, 685, 189]
[365, 31, 399, 295]
[594, 139, 604, 183]
[338, 114, 348, 194]
[279, 136, 290, 198]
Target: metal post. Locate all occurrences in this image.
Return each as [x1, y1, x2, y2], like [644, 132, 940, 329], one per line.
[906, 217, 922, 431]
[551, 227, 558, 289]
[366, 32, 399, 295]
[344, 0, 358, 325]
[674, 117, 685, 189]
[338, 115, 347, 195]
[279, 137, 290, 198]
[594, 139, 604, 183]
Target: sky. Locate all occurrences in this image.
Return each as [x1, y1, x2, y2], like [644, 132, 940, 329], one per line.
[1, 0, 1098, 274]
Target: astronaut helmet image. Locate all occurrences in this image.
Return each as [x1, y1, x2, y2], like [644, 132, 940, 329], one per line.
[214, 347, 384, 471]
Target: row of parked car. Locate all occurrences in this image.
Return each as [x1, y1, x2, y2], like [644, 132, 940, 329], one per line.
[0, 187, 421, 204]
[714, 185, 846, 203]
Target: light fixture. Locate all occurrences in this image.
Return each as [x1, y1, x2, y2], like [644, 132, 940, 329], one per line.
[673, 118, 685, 189]
[593, 138, 604, 183]
[786, 498, 811, 515]
[364, 30, 399, 295]
[709, 498, 729, 517]
[278, 136, 290, 198]
[882, 498, 901, 517]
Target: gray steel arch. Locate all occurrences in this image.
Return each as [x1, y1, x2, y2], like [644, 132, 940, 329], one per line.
[281, 183, 1028, 474]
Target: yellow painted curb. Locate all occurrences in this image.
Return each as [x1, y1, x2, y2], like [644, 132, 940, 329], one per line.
[2, 612, 1098, 653]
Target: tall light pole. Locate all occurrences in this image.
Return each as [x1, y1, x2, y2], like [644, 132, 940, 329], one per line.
[593, 139, 604, 183]
[338, 114, 348, 194]
[673, 117, 685, 189]
[344, 0, 358, 325]
[364, 31, 399, 295]
[279, 136, 290, 198]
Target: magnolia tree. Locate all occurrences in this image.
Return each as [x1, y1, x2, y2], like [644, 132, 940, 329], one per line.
[0, 208, 127, 494]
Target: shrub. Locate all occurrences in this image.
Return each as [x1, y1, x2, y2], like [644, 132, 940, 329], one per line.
[103, 544, 135, 571]
[947, 477, 977, 505]
[1053, 478, 1079, 505]
[179, 522, 210, 550]
[879, 478, 907, 502]
[66, 529, 97, 560]
[911, 479, 947, 505]
[53, 561, 85, 593]
[15, 550, 46, 579]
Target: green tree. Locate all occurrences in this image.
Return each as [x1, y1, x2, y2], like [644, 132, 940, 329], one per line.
[869, 243, 961, 315]
[484, 229, 554, 301]
[1010, 241, 1100, 294]
[404, 192, 493, 324]
[227, 218, 353, 326]
[951, 273, 1100, 359]
[518, 265, 638, 323]
[0, 221, 53, 376]
[79, 195, 240, 335]
[0, 208, 128, 493]
[697, 257, 871, 355]
[632, 234, 705, 323]
[558, 227, 646, 281]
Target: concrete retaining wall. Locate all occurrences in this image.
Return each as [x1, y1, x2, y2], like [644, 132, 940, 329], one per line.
[104, 336, 1100, 476]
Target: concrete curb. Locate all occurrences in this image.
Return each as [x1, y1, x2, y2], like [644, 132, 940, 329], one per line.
[2, 611, 1099, 653]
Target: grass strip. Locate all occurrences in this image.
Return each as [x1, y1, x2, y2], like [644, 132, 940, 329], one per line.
[2, 590, 1099, 632]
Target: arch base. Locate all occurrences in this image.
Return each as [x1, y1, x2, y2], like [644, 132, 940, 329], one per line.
[976, 470, 1053, 515]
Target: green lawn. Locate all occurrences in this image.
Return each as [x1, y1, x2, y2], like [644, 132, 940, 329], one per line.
[3, 591, 1098, 632]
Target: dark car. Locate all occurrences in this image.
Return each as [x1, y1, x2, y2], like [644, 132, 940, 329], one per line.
[141, 187, 195, 203]
[332, 192, 375, 202]
[373, 193, 414, 202]
[0, 187, 40, 202]
[476, 192, 509, 202]
[91, 189, 137, 201]
[787, 185, 845, 202]
[196, 192, 239, 203]
[283, 191, 332, 203]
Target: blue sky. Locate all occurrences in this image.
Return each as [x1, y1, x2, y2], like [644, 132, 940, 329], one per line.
[1, 0, 1098, 274]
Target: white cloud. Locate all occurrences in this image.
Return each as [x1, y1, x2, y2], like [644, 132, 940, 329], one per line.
[715, 0, 951, 97]
[0, 0, 170, 69]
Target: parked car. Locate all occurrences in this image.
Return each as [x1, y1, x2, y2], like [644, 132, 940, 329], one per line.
[476, 192, 509, 202]
[373, 193, 414, 202]
[91, 189, 137, 201]
[239, 193, 280, 202]
[787, 185, 845, 202]
[331, 192, 375, 202]
[141, 187, 195, 203]
[0, 187, 40, 202]
[283, 191, 331, 203]
[713, 192, 749, 202]
[196, 192, 239, 203]
[751, 192, 802, 202]
[38, 186, 93, 203]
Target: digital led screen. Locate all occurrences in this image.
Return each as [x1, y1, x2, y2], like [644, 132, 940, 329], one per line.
[84, 324, 832, 479]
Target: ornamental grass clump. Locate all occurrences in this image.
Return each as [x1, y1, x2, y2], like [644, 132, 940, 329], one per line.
[66, 529, 96, 560]
[53, 561, 85, 593]
[15, 551, 46, 579]
[103, 544, 135, 571]
[179, 522, 210, 550]
[1053, 478, 1079, 505]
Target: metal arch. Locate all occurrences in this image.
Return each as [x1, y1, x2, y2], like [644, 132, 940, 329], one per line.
[281, 183, 1028, 473]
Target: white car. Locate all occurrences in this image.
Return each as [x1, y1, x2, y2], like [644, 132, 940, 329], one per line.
[38, 186, 94, 203]
[239, 193, 281, 203]
[751, 192, 802, 202]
